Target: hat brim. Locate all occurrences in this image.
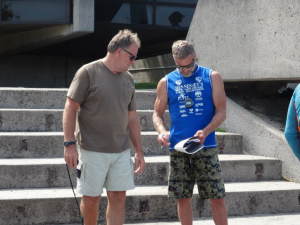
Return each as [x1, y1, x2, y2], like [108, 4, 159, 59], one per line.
[174, 137, 204, 154]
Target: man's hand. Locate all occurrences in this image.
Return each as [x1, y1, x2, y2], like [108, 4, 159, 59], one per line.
[64, 145, 78, 169]
[157, 133, 170, 147]
[194, 130, 208, 144]
[134, 153, 145, 174]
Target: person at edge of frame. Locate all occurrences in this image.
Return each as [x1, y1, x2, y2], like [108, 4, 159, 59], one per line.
[152, 40, 228, 225]
[285, 84, 300, 161]
[63, 29, 145, 225]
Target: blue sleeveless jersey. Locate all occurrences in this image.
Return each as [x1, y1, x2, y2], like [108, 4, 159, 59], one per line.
[167, 64, 217, 150]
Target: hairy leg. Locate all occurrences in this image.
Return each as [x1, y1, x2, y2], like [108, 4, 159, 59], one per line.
[106, 191, 126, 225]
[178, 198, 193, 225]
[80, 195, 101, 225]
[211, 198, 228, 225]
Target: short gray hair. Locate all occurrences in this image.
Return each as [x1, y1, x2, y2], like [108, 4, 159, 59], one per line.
[172, 40, 195, 59]
[107, 29, 141, 53]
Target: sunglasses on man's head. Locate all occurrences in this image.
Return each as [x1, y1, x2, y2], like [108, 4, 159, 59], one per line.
[122, 48, 137, 61]
[176, 61, 194, 70]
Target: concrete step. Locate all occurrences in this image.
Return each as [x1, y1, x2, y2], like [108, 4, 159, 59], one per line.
[124, 213, 300, 225]
[1, 181, 299, 225]
[0, 88, 156, 110]
[0, 132, 243, 158]
[0, 88, 67, 109]
[0, 155, 282, 189]
[44, 213, 300, 225]
[0, 109, 170, 132]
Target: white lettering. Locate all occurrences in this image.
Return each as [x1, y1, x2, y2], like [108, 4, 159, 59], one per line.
[178, 94, 186, 101]
[175, 83, 204, 94]
[195, 91, 202, 98]
[175, 80, 182, 85]
[196, 77, 202, 83]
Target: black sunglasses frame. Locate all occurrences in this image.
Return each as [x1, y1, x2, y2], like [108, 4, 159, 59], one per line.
[122, 48, 137, 61]
[176, 60, 195, 70]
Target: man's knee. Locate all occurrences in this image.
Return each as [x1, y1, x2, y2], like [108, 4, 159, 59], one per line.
[107, 191, 126, 204]
[178, 198, 192, 206]
[210, 198, 226, 209]
[81, 195, 101, 209]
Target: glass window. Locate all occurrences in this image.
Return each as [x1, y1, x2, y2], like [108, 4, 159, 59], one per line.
[111, 3, 131, 24]
[157, 0, 197, 4]
[96, 3, 153, 25]
[156, 6, 195, 27]
[1, 0, 69, 22]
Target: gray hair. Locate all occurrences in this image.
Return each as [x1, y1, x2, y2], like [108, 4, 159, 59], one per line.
[107, 29, 141, 53]
[172, 40, 195, 59]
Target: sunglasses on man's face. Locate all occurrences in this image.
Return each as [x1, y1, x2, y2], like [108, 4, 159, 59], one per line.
[176, 61, 194, 70]
[122, 48, 137, 61]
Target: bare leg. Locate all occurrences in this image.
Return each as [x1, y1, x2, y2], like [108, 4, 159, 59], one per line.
[178, 198, 193, 225]
[106, 191, 126, 225]
[80, 195, 101, 225]
[211, 198, 228, 225]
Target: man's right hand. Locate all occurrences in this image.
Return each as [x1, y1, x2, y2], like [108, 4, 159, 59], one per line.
[158, 133, 170, 147]
[64, 145, 78, 169]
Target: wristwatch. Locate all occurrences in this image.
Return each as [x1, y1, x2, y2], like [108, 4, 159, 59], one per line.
[64, 141, 76, 147]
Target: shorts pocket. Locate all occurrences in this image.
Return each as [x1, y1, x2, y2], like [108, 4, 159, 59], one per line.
[130, 158, 134, 177]
[77, 162, 85, 181]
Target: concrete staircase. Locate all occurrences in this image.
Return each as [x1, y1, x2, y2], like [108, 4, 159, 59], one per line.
[0, 88, 300, 225]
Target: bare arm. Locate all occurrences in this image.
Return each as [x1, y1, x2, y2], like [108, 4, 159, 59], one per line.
[153, 77, 170, 146]
[128, 110, 145, 174]
[195, 71, 227, 143]
[63, 97, 80, 169]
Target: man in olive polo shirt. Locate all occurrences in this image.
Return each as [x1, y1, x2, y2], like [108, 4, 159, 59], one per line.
[63, 29, 145, 225]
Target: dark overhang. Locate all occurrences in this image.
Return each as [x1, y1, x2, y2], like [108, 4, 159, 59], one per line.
[1, 0, 197, 59]
[0, 0, 72, 35]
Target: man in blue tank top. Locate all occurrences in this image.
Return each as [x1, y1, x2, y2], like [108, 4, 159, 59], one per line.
[153, 40, 228, 225]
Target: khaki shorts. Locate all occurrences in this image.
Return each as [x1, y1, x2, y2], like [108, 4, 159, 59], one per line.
[76, 147, 135, 196]
[168, 149, 225, 199]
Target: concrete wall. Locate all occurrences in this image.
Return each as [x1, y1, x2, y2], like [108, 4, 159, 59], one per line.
[0, 53, 176, 87]
[0, 55, 92, 88]
[0, 0, 94, 57]
[187, 0, 300, 82]
[223, 98, 300, 183]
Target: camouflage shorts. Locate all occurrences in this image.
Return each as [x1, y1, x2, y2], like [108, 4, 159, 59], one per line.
[168, 148, 225, 199]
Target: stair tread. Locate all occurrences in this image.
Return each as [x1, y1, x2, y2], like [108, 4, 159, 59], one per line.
[124, 213, 300, 225]
[0, 87, 68, 91]
[0, 88, 156, 92]
[0, 154, 280, 165]
[1, 181, 299, 200]
[0, 108, 64, 111]
[41, 213, 300, 225]
[0, 131, 242, 136]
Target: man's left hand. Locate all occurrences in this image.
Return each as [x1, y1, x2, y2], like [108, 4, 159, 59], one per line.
[134, 153, 145, 174]
[194, 130, 207, 144]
